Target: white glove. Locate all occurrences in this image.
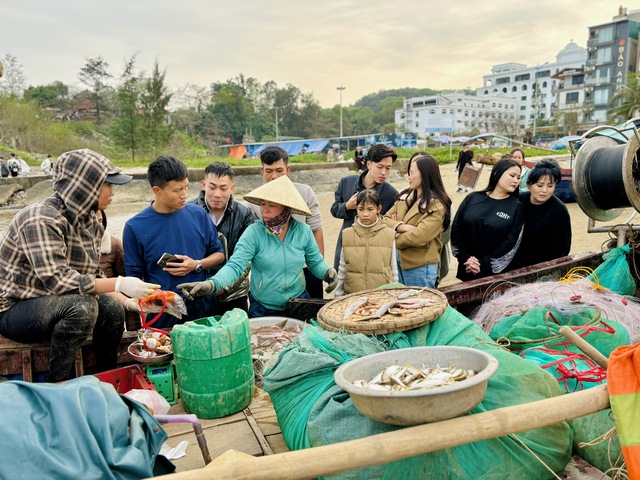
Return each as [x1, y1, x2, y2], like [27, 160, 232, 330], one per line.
[124, 298, 141, 313]
[324, 268, 337, 294]
[177, 280, 216, 301]
[115, 276, 160, 299]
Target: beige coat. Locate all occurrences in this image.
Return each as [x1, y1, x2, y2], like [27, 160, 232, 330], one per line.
[384, 196, 446, 270]
[336, 220, 397, 296]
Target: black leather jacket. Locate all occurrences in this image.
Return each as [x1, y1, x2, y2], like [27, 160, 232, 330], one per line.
[189, 192, 257, 300]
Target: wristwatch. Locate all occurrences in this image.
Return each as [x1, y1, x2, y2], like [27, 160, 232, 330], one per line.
[194, 260, 203, 273]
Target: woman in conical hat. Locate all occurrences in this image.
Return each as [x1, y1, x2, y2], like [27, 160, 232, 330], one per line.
[179, 175, 337, 317]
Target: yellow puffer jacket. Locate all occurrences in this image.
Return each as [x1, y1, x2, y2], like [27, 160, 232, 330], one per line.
[341, 221, 395, 294]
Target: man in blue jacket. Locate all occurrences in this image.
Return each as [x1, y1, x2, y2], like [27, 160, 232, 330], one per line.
[124, 156, 225, 328]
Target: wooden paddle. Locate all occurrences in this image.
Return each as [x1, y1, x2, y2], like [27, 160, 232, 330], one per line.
[153, 384, 610, 480]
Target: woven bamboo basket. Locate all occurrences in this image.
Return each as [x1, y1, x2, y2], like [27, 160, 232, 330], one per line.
[317, 287, 448, 335]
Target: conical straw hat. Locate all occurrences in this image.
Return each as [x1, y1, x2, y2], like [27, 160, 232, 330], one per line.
[243, 175, 312, 216]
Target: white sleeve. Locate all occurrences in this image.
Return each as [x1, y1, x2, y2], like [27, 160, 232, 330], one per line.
[391, 240, 399, 283]
[334, 249, 346, 297]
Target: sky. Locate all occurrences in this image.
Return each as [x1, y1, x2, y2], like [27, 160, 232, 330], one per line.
[0, 0, 624, 108]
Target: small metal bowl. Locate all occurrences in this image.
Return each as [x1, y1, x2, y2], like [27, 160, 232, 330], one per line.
[128, 342, 173, 365]
[334, 346, 499, 426]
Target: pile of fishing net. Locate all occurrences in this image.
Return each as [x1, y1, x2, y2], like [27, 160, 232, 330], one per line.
[473, 271, 634, 477]
[263, 307, 573, 479]
[471, 275, 640, 345]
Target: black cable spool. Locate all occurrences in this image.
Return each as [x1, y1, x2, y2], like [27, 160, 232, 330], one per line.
[573, 134, 640, 221]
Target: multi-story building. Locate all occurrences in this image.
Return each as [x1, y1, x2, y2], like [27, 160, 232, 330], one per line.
[394, 92, 516, 138]
[585, 7, 640, 123]
[476, 42, 586, 133]
[551, 68, 589, 133]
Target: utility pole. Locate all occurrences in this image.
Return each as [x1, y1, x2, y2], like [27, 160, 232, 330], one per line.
[275, 106, 279, 141]
[337, 86, 346, 138]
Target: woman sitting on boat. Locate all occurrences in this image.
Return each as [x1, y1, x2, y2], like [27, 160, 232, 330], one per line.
[177, 175, 337, 318]
[384, 154, 452, 288]
[451, 158, 524, 281]
[509, 159, 571, 270]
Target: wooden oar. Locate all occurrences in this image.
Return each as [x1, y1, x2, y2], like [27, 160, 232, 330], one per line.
[153, 384, 610, 480]
[558, 325, 609, 369]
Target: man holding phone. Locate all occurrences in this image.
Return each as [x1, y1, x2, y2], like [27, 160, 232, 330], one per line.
[124, 156, 224, 328]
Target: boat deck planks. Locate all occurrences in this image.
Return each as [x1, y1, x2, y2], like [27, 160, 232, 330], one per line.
[165, 387, 289, 471]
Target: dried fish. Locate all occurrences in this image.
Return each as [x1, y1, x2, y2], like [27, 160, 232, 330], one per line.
[395, 298, 437, 309]
[343, 296, 369, 320]
[396, 287, 428, 299]
[353, 363, 475, 392]
[373, 300, 397, 317]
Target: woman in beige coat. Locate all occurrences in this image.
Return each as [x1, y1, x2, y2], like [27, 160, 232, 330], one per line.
[384, 154, 452, 288]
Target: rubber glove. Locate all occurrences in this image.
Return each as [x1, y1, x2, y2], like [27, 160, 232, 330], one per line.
[115, 276, 160, 298]
[124, 298, 141, 312]
[324, 268, 337, 294]
[177, 280, 216, 301]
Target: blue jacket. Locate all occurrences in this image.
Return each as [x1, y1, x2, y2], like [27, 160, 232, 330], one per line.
[211, 219, 330, 311]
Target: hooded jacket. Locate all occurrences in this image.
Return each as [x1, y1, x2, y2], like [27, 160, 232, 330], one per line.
[0, 149, 115, 312]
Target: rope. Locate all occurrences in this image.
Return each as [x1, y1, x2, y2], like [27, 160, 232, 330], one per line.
[508, 434, 561, 480]
[578, 426, 629, 480]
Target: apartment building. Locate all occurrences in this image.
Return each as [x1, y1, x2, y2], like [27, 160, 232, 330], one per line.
[476, 42, 586, 132]
[585, 7, 640, 123]
[394, 92, 516, 137]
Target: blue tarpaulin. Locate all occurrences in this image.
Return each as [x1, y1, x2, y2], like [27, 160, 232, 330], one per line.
[246, 139, 330, 157]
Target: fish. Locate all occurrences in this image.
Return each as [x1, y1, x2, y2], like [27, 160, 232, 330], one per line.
[352, 363, 475, 392]
[395, 298, 437, 309]
[396, 287, 429, 299]
[343, 296, 369, 320]
[373, 300, 398, 317]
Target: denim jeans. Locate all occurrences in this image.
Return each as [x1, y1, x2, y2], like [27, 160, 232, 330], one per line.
[397, 252, 439, 288]
[248, 290, 310, 318]
[0, 294, 124, 382]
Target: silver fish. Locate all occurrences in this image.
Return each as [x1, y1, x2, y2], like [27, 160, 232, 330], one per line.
[343, 296, 369, 320]
[373, 300, 398, 317]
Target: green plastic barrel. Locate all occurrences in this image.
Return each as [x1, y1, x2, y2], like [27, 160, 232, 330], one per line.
[170, 309, 254, 418]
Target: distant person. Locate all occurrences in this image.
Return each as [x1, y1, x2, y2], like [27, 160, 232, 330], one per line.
[178, 175, 336, 318]
[247, 146, 326, 299]
[331, 143, 399, 271]
[123, 156, 225, 328]
[510, 159, 571, 270]
[354, 146, 366, 171]
[451, 158, 524, 281]
[189, 162, 256, 314]
[7, 154, 19, 177]
[510, 147, 530, 191]
[0, 149, 158, 382]
[326, 148, 335, 163]
[19, 157, 31, 177]
[334, 189, 397, 297]
[0, 157, 9, 178]
[384, 154, 452, 288]
[455, 143, 474, 188]
[40, 155, 53, 176]
[336, 150, 345, 163]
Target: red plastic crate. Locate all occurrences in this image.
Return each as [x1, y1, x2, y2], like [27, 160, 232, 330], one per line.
[94, 365, 156, 394]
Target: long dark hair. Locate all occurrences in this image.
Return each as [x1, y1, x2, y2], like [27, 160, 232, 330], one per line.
[400, 154, 452, 230]
[479, 158, 521, 199]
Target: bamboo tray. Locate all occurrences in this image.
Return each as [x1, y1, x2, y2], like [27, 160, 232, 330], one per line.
[317, 287, 448, 335]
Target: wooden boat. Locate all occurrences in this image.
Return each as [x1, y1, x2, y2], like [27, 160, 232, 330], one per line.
[0, 249, 616, 478]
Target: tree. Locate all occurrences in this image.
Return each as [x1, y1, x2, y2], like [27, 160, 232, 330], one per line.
[23, 81, 70, 110]
[140, 61, 173, 156]
[0, 53, 27, 98]
[78, 56, 111, 123]
[608, 72, 640, 123]
[111, 56, 145, 160]
[207, 80, 253, 143]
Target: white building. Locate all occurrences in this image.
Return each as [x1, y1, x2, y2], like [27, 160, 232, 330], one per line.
[552, 68, 589, 131]
[395, 92, 516, 137]
[476, 42, 587, 132]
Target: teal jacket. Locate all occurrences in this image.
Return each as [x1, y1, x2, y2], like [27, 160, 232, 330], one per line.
[211, 219, 330, 311]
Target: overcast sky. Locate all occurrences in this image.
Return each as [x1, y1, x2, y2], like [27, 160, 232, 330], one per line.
[1, 1, 622, 107]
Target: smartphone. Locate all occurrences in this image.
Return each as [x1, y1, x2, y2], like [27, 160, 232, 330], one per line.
[157, 253, 181, 267]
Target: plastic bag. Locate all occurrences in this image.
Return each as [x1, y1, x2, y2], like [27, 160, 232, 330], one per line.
[589, 245, 636, 295]
[139, 289, 187, 321]
[124, 389, 171, 415]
